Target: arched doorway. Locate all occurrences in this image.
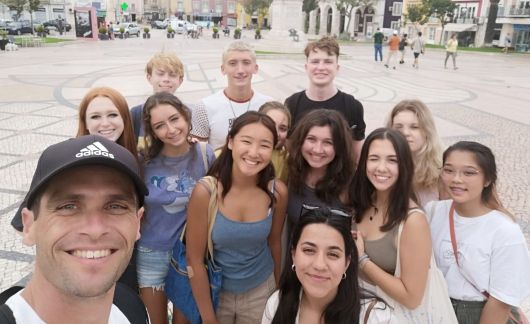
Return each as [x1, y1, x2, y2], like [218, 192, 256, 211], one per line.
[339, 7, 346, 34]
[327, 7, 332, 34]
[315, 7, 321, 34]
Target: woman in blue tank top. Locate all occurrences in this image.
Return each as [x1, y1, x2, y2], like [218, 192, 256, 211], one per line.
[186, 111, 288, 324]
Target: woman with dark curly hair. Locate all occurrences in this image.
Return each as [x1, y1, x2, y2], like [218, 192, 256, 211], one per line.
[286, 109, 354, 238]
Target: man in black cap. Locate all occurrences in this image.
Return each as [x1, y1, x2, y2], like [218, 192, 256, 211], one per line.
[2, 135, 148, 323]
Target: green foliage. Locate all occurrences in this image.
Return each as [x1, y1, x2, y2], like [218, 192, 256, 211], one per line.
[422, 0, 456, 27]
[143, 26, 149, 33]
[242, 0, 271, 16]
[0, 30, 8, 39]
[404, 3, 429, 24]
[303, 0, 318, 13]
[1, 0, 26, 21]
[35, 24, 44, 32]
[119, 26, 125, 33]
[167, 26, 174, 33]
[28, 0, 39, 12]
[255, 27, 261, 35]
[234, 27, 242, 35]
[99, 26, 107, 34]
[212, 26, 219, 33]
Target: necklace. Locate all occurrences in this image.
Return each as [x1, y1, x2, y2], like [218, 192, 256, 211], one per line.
[226, 93, 252, 118]
[369, 206, 379, 221]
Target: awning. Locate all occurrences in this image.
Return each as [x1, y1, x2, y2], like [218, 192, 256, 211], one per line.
[444, 23, 477, 32]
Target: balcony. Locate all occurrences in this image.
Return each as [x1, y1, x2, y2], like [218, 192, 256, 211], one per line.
[508, 7, 530, 16]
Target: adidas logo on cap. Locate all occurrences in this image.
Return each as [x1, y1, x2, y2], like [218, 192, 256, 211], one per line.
[75, 141, 115, 159]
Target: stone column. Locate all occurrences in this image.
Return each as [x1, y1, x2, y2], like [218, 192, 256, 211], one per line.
[331, 6, 340, 36]
[319, 5, 327, 35]
[308, 10, 316, 35]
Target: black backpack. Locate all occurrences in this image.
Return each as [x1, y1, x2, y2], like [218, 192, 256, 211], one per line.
[0, 283, 149, 324]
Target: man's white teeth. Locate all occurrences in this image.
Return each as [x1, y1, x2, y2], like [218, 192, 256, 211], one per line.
[72, 249, 111, 259]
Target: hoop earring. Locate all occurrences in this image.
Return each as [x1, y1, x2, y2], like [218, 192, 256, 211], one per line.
[342, 273, 346, 280]
[291, 264, 296, 272]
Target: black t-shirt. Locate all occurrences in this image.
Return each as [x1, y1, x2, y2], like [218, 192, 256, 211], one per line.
[284, 90, 366, 140]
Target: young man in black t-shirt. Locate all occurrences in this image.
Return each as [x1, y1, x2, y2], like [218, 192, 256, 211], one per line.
[284, 36, 366, 161]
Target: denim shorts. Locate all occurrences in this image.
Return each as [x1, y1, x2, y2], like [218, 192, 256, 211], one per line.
[136, 245, 171, 290]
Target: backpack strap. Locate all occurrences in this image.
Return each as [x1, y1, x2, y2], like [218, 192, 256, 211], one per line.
[199, 141, 209, 172]
[0, 286, 23, 305]
[0, 304, 16, 324]
[131, 105, 143, 141]
[0, 286, 24, 324]
[113, 282, 149, 324]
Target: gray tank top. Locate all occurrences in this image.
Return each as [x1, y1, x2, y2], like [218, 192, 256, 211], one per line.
[353, 208, 423, 275]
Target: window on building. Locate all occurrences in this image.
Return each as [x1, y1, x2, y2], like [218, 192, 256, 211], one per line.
[428, 27, 435, 40]
[228, 1, 235, 13]
[177, 1, 183, 11]
[193, 1, 200, 11]
[216, 4, 222, 13]
[390, 20, 400, 30]
[202, 1, 209, 13]
[392, 2, 403, 16]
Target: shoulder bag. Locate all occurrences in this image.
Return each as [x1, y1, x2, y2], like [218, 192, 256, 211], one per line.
[165, 175, 222, 324]
[361, 212, 458, 324]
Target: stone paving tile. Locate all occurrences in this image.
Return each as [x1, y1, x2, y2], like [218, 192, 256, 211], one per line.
[1, 33, 529, 314]
[0, 133, 69, 155]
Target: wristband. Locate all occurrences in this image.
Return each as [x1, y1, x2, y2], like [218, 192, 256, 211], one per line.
[358, 254, 370, 268]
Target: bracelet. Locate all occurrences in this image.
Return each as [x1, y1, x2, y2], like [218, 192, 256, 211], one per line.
[358, 254, 370, 268]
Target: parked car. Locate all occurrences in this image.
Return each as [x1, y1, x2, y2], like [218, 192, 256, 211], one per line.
[42, 19, 72, 32]
[153, 19, 168, 29]
[113, 22, 141, 37]
[0, 20, 12, 32]
[7, 21, 33, 35]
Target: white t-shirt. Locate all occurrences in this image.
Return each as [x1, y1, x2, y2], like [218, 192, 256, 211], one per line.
[191, 90, 273, 150]
[5, 290, 131, 323]
[427, 200, 530, 306]
[262, 290, 300, 324]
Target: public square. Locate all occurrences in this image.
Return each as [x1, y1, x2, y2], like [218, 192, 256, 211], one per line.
[1, 29, 529, 314]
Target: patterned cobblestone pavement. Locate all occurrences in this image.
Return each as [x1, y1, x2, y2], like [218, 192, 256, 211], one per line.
[0, 30, 528, 314]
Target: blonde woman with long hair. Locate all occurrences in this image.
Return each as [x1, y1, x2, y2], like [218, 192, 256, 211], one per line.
[387, 99, 444, 207]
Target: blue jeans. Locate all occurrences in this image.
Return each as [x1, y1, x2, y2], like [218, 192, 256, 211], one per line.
[374, 44, 383, 61]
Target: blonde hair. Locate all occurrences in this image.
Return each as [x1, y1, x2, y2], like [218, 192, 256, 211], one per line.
[145, 52, 184, 78]
[258, 101, 292, 129]
[222, 41, 256, 63]
[386, 99, 443, 190]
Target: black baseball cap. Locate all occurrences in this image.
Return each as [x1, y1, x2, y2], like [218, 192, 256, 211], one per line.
[25, 135, 148, 208]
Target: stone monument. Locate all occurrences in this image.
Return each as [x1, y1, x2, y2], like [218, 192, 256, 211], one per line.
[253, 0, 307, 53]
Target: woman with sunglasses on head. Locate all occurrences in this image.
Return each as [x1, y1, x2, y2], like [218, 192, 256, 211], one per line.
[351, 128, 432, 310]
[286, 109, 355, 239]
[186, 111, 288, 324]
[262, 207, 360, 324]
[427, 141, 530, 323]
[386, 99, 444, 207]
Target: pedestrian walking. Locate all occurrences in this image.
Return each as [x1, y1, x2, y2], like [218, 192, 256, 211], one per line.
[411, 31, 425, 69]
[399, 33, 408, 64]
[502, 33, 511, 53]
[385, 30, 400, 69]
[445, 33, 458, 69]
[373, 28, 384, 62]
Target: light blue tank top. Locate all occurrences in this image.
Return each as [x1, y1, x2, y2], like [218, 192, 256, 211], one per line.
[212, 185, 275, 294]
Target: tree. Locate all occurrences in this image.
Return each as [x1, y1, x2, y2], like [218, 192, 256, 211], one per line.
[483, 0, 500, 45]
[0, 0, 26, 21]
[27, 0, 40, 34]
[336, 0, 374, 34]
[303, 0, 318, 14]
[242, 0, 271, 16]
[404, 3, 429, 26]
[422, 0, 456, 44]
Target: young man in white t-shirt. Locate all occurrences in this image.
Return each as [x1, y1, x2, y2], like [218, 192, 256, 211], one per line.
[191, 41, 272, 149]
[4, 136, 148, 323]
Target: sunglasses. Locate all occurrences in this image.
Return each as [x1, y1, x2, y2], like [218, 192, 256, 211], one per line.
[300, 204, 352, 218]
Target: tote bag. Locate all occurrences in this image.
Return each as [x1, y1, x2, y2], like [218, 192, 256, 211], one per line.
[361, 221, 458, 324]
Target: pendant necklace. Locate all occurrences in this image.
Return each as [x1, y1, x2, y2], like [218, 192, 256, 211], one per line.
[227, 93, 252, 118]
[370, 206, 379, 221]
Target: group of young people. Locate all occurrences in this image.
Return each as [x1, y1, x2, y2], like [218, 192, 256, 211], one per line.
[5, 36, 530, 324]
